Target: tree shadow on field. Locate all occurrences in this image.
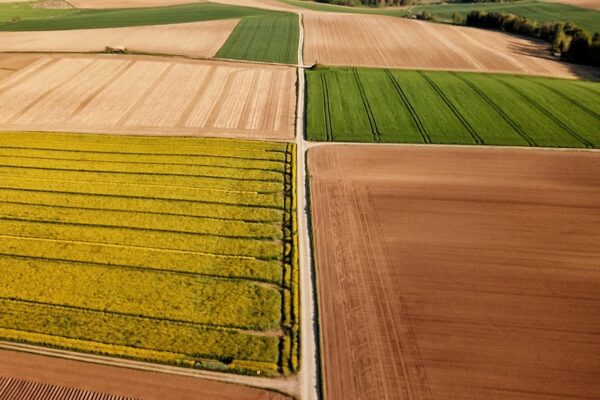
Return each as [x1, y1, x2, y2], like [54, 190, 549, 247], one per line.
[505, 34, 600, 81]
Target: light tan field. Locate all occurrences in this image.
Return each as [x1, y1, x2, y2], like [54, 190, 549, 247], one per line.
[309, 145, 600, 400]
[0, 54, 40, 81]
[0, 349, 291, 400]
[303, 13, 580, 78]
[543, 0, 600, 10]
[0, 20, 238, 58]
[69, 0, 204, 9]
[0, 55, 296, 139]
[210, 0, 301, 12]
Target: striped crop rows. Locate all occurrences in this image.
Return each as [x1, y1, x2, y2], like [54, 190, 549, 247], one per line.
[306, 68, 600, 148]
[0, 132, 298, 376]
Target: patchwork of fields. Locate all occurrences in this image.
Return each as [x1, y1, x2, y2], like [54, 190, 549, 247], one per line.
[0, 2, 299, 64]
[0, 56, 296, 139]
[307, 67, 600, 147]
[0, 132, 299, 376]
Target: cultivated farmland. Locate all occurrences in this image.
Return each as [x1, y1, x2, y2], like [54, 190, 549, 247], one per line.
[0, 132, 299, 377]
[0, 376, 136, 400]
[415, 0, 600, 32]
[309, 145, 600, 400]
[0, 55, 296, 139]
[0, 349, 293, 399]
[306, 67, 600, 147]
[0, 20, 238, 58]
[302, 13, 581, 77]
[0, 2, 299, 64]
[69, 0, 205, 8]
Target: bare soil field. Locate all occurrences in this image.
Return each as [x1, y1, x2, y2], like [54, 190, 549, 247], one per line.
[69, 0, 205, 9]
[0, 20, 239, 58]
[0, 54, 39, 81]
[0, 54, 295, 139]
[543, 0, 600, 10]
[309, 145, 600, 400]
[0, 376, 135, 400]
[210, 0, 301, 12]
[0, 349, 291, 400]
[303, 13, 581, 78]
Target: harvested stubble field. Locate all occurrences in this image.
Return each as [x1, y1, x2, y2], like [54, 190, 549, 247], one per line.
[306, 67, 600, 147]
[0, 2, 299, 64]
[0, 20, 239, 58]
[0, 349, 292, 400]
[0, 55, 296, 139]
[302, 13, 580, 77]
[0, 132, 299, 377]
[309, 145, 600, 400]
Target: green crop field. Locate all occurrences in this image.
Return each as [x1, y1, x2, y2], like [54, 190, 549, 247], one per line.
[280, 0, 408, 15]
[306, 67, 600, 147]
[414, 1, 600, 33]
[0, 132, 299, 376]
[0, 2, 298, 64]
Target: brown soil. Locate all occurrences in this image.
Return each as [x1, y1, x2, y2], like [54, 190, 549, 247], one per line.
[0, 376, 135, 400]
[308, 145, 600, 400]
[0, 54, 295, 139]
[68, 0, 205, 9]
[543, 0, 600, 10]
[0, 20, 239, 58]
[303, 13, 582, 78]
[0, 349, 290, 400]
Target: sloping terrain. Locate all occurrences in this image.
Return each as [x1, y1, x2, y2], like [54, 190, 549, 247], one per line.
[0, 20, 238, 57]
[309, 145, 600, 400]
[303, 13, 581, 77]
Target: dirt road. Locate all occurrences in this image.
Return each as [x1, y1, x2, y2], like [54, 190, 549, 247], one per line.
[308, 144, 600, 400]
[0, 347, 291, 400]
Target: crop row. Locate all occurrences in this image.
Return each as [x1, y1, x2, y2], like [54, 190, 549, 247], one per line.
[0, 255, 281, 331]
[0, 188, 283, 223]
[0, 133, 297, 376]
[306, 68, 600, 148]
[0, 299, 281, 375]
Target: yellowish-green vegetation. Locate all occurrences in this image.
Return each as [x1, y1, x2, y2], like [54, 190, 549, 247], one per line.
[0, 131, 298, 376]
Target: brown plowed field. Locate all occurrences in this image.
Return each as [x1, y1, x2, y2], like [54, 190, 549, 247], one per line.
[0, 350, 290, 400]
[303, 13, 580, 78]
[69, 0, 204, 9]
[309, 145, 600, 400]
[0, 20, 239, 58]
[0, 376, 136, 400]
[0, 55, 295, 139]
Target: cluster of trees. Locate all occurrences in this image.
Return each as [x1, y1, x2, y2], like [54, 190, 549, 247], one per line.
[465, 11, 600, 66]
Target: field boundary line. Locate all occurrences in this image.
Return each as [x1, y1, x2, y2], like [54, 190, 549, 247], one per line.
[384, 69, 430, 144]
[0, 341, 297, 397]
[453, 72, 537, 147]
[418, 71, 484, 145]
[525, 78, 600, 122]
[352, 68, 381, 143]
[494, 77, 594, 149]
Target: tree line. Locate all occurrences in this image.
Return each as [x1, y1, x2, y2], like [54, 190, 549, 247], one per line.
[465, 11, 600, 66]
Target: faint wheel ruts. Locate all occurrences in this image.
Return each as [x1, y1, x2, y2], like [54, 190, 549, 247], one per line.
[352, 68, 381, 143]
[320, 74, 334, 141]
[494, 77, 594, 149]
[418, 71, 484, 145]
[523, 77, 600, 122]
[452, 72, 537, 147]
[384, 69, 431, 144]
